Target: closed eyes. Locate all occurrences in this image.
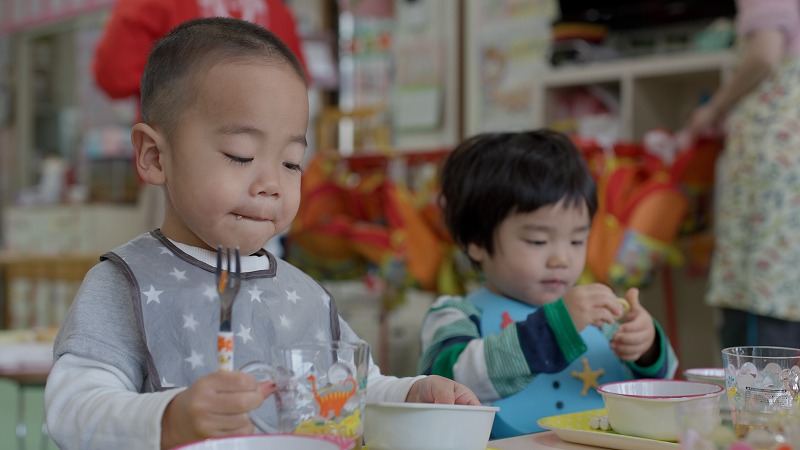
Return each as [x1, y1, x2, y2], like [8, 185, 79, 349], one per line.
[284, 162, 304, 173]
[524, 239, 586, 246]
[224, 154, 303, 173]
[525, 240, 547, 246]
[224, 154, 253, 165]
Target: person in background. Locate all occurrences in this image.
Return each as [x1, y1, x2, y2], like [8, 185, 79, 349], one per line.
[46, 18, 478, 449]
[93, 0, 309, 236]
[682, 0, 800, 349]
[418, 130, 678, 439]
[94, 0, 309, 101]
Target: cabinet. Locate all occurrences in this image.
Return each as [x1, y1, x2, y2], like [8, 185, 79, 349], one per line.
[532, 50, 737, 140]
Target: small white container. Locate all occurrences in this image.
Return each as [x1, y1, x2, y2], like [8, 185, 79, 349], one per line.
[598, 379, 724, 441]
[364, 402, 499, 450]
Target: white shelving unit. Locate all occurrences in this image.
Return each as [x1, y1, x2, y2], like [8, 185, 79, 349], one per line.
[532, 50, 737, 140]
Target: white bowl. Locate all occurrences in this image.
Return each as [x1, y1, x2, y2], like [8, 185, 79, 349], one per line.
[172, 434, 354, 450]
[683, 367, 726, 387]
[364, 402, 499, 450]
[597, 379, 724, 441]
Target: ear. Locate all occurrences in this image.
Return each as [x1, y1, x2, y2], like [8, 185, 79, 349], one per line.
[131, 123, 167, 186]
[466, 242, 487, 263]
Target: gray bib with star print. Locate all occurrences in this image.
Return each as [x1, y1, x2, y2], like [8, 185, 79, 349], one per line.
[102, 230, 340, 391]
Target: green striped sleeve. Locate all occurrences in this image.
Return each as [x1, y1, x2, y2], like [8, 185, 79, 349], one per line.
[484, 325, 535, 397]
[430, 342, 469, 379]
[417, 297, 481, 374]
[542, 299, 585, 362]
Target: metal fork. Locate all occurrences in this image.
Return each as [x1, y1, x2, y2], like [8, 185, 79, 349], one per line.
[216, 245, 241, 371]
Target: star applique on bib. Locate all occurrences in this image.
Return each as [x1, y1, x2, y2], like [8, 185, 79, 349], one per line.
[572, 357, 605, 396]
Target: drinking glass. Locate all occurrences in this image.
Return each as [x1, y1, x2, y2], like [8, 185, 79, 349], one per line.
[677, 400, 800, 449]
[722, 346, 800, 439]
[242, 341, 369, 449]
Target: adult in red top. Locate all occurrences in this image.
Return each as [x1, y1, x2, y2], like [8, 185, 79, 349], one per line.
[94, 0, 309, 104]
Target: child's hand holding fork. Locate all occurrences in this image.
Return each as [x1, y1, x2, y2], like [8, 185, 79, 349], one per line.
[160, 371, 277, 448]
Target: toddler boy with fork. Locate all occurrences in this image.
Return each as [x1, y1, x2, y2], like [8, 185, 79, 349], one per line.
[44, 17, 478, 449]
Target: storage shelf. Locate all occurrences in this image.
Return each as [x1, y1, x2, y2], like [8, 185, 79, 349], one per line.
[534, 50, 736, 140]
[539, 50, 736, 87]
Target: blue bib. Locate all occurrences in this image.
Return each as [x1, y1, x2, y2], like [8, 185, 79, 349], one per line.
[470, 290, 631, 438]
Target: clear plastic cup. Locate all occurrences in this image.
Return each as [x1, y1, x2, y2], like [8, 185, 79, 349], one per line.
[722, 346, 800, 445]
[676, 400, 800, 450]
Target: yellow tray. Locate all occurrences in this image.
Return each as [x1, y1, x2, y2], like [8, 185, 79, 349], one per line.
[537, 408, 679, 450]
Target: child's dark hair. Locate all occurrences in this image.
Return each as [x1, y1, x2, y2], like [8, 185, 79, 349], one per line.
[439, 129, 597, 257]
[140, 17, 306, 140]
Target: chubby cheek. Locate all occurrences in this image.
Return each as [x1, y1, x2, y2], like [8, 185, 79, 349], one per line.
[568, 252, 587, 282]
[191, 187, 229, 220]
[277, 183, 302, 228]
[276, 204, 299, 234]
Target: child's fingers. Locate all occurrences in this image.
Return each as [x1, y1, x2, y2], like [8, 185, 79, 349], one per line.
[257, 381, 277, 399]
[613, 343, 645, 361]
[592, 290, 625, 318]
[625, 287, 641, 310]
[203, 412, 255, 436]
[193, 372, 268, 413]
[612, 331, 647, 359]
[592, 305, 618, 327]
[208, 390, 266, 414]
[213, 370, 260, 392]
[614, 325, 647, 343]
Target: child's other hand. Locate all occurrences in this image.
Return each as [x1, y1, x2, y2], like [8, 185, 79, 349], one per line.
[563, 283, 625, 332]
[160, 370, 276, 449]
[405, 375, 481, 406]
[610, 288, 658, 363]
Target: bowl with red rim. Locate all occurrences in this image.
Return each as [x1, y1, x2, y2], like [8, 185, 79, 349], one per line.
[597, 379, 724, 441]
